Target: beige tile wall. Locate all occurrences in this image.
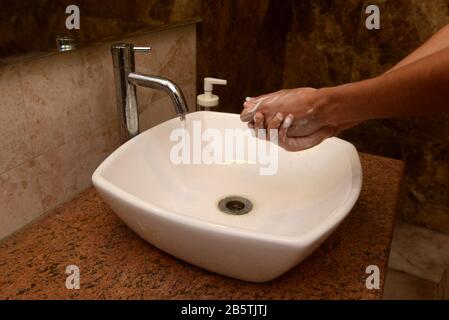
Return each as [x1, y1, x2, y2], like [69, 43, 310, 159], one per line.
[0, 24, 196, 239]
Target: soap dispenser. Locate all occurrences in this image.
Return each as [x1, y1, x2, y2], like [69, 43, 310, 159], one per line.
[197, 77, 227, 111]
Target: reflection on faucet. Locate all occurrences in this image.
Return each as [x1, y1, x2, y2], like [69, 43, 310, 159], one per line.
[111, 43, 189, 142]
[127, 73, 188, 120]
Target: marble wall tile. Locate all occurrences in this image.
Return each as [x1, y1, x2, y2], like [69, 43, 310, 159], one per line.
[80, 121, 120, 191]
[19, 51, 90, 156]
[439, 267, 449, 299]
[0, 161, 43, 239]
[129, 24, 196, 130]
[181, 76, 197, 113]
[139, 95, 176, 131]
[0, 23, 197, 239]
[34, 131, 90, 211]
[134, 24, 196, 115]
[0, 65, 33, 174]
[200, 0, 449, 233]
[139, 80, 196, 132]
[79, 43, 117, 132]
[389, 222, 449, 283]
[35, 121, 119, 211]
[383, 268, 437, 300]
[150, 26, 196, 107]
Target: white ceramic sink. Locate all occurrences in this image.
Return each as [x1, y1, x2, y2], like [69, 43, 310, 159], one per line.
[92, 111, 362, 282]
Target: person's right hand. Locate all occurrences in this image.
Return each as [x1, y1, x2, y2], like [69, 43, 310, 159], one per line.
[255, 112, 359, 152]
[240, 88, 327, 137]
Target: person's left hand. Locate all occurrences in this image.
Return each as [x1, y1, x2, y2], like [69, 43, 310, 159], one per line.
[241, 88, 326, 137]
[252, 112, 358, 151]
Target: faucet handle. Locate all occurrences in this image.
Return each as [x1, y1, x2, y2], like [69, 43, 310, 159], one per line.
[133, 46, 151, 53]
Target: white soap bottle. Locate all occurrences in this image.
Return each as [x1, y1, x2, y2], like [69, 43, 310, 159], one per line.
[197, 77, 227, 111]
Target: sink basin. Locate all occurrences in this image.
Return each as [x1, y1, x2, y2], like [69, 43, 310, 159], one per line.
[92, 111, 362, 282]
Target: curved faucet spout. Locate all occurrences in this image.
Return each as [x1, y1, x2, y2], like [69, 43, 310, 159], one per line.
[127, 72, 188, 119]
[111, 43, 189, 142]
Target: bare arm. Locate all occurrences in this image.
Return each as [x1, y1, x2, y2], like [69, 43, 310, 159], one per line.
[386, 24, 449, 73]
[240, 24, 449, 151]
[321, 46, 449, 124]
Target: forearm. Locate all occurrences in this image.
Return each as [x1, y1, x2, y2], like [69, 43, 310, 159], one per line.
[319, 47, 449, 123]
[386, 23, 449, 73]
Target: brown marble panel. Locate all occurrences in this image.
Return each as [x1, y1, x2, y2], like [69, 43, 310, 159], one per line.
[198, 0, 449, 233]
[284, 0, 363, 88]
[0, 65, 33, 174]
[0, 161, 43, 240]
[0, 0, 200, 59]
[197, 0, 293, 113]
[342, 1, 449, 233]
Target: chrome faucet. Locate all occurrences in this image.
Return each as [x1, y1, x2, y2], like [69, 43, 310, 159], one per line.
[111, 43, 189, 142]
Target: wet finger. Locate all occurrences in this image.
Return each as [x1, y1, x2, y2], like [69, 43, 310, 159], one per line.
[279, 113, 293, 140]
[240, 101, 260, 122]
[267, 112, 283, 141]
[254, 112, 265, 138]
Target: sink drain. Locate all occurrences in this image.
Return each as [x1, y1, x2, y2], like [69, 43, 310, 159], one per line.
[218, 196, 253, 215]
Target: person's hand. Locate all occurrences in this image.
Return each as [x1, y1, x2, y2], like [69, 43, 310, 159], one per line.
[241, 88, 327, 137]
[241, 87, 359, 151]
[257, 113, 358, 151]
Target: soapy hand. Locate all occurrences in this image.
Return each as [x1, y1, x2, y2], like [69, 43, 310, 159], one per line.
[241, 88, 326, 137]
[241, 88, 358, 151]
[255, 112, 358, 151]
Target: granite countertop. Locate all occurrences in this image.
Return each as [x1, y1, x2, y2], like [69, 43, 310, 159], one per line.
[0, 153, 404, 300]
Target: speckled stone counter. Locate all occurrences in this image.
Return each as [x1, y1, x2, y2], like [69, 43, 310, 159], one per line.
[0, 153, 404, 299]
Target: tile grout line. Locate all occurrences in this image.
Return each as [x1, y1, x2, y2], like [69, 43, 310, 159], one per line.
[0, 119, 119, 241]
[14, 64, 46, 217]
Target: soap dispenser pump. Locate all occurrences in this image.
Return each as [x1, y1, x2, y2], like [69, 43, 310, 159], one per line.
[197, 77, 227, 111]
